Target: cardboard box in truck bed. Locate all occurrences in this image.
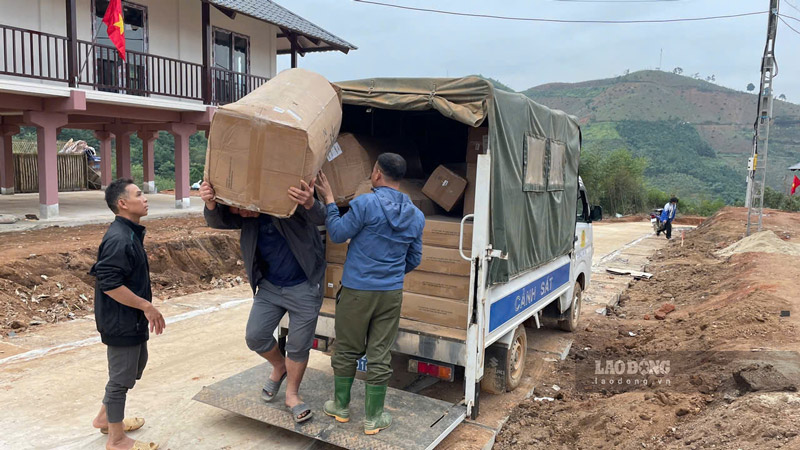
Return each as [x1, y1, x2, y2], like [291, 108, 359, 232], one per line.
[466, 126, 488, 163]
[321, 133, 375, 207]
[325, 263, 469, 301]
[326, 241, 470, 277]
[424, 216, 472, 249]
[354, 178, 438, 216]
[325, 237, 348, 264]
[422, 165, 468, 212]
[205, 68, 342, 218]
[400, 292, 468, 329]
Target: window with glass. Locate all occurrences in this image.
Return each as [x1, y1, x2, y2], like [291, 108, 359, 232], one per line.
[213, 28, 250, 103]
[92, 0, 147, 94]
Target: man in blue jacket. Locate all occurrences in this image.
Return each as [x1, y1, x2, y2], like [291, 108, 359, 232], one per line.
[659, 197, 679, 239]
[316, 153, 425, 435]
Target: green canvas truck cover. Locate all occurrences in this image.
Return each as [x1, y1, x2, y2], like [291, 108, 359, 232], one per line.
[336, 77, 580, 284]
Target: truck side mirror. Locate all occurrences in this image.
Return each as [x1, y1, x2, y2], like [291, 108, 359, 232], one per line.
[590, 205, 603, 221]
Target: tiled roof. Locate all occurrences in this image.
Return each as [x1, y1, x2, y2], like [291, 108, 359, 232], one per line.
[208, 0, 357, 52]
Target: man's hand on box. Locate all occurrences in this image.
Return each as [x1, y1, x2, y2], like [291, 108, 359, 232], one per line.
[315, 171, 335, 206]
[289, 176, 317, 210]
[200, 181, 216, 210]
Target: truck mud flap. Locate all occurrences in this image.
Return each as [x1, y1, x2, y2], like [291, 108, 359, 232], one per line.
[194, 363, 466, 450]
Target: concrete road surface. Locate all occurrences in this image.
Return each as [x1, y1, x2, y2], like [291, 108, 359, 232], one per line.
[0, 221, 660, 450]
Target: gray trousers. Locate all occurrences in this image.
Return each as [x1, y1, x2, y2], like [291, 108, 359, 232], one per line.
[104, 342, 148, 423]
[245, 279, 322, 362]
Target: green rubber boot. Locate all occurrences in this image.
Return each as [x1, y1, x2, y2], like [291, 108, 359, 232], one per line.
[323, 376, 354, 423]
[364, 384, 392, 435]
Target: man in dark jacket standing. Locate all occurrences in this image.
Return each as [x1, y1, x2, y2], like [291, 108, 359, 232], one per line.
[199, 177, 326, 423]
[90, 178, 165, 450]
[316, 153, 425, 435]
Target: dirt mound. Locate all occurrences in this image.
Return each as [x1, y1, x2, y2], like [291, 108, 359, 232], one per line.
[716, 230, 800, 258]
[0, 217, 246, 333]
[496, 207, 800, 449]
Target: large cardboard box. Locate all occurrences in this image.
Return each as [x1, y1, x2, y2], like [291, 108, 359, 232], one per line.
[463, 163, 477, 215]
[401, 292, 468, 329]
[423, 216, 473, 249]
[321, 133, 375, 207]
[354, 178, 438, 216]
[418, 245, 471, 277]
[325, 237, 348, 264]
[404, 270, 469, 300]
[324, 263, 344, 299]
[422, 165, 468, 212]
[205, 68, 342, 218]
[466, 126, 489, 163]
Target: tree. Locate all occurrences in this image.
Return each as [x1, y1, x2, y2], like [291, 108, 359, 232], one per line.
[692, 73, 701, 80]
[747, 83, 756, 92]
[706, 74, 715, 82]
[672, 67, 683, 75]
[778, 94, 787, 101]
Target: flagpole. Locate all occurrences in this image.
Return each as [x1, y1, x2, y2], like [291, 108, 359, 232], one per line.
[77, 20, 103, 86]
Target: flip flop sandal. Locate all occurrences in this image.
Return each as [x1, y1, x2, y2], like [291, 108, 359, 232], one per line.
[261, 372, 288, 402]
[99, 417, 145, 434]
[131, 441, 159, 450]
[291, 403, 313, 423]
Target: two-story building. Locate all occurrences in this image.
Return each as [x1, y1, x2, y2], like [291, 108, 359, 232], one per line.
[0, 0, 356, 218]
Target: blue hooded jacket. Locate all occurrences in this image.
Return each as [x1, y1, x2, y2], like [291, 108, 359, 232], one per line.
[326, 186, 425, 291]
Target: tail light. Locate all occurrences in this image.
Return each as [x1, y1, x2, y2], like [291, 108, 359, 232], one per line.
[408, 358, 455, 381]
[311, 336, 329, 352]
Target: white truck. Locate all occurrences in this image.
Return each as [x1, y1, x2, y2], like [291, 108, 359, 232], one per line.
[196, 77, 601, 449]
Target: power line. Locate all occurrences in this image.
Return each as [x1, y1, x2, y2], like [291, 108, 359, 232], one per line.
[779, 16, 800, 36]
[785, 0, 800, 14]
[779, 13, 800, 23]
[352, 0, 766, 24]
[553, 0, 683, 3]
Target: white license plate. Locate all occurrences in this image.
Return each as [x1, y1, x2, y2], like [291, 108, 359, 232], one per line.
[650, 218, 657, 223]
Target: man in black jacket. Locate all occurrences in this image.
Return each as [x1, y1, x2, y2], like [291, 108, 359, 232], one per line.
[200, 178, 325, 423]
[90, 178, 165, 450]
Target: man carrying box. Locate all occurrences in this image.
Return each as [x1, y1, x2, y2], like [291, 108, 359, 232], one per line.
[199, 178, 325, 423]
[316, 153, 425, 435]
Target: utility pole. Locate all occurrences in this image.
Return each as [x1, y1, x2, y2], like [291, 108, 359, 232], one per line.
[745, 0, 780, 235]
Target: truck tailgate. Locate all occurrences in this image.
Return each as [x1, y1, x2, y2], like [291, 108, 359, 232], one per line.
[194, 363, 466, 450]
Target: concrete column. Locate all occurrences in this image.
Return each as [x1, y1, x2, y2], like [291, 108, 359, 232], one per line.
[137, 130, 159, 194]
[167, 123, 196, 209]
[112, 130, 133, 180]
[24, 111, 68, 219]
[0, 124, 20, 195]
[94, 131, 113, 189]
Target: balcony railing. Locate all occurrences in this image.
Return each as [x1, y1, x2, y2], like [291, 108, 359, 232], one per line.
[0, 24, 70, 83]
[0, 23, 268, 105]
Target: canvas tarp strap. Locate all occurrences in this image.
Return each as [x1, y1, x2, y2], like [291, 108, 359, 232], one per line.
[336, 77, 491, 127]
[335, 77, 580, 284]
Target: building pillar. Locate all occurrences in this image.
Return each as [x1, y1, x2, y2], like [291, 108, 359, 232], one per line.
[1, 124, 20, 195]
[137, 130, 159, 193]
[167, 123, 196, 209]
[111, 129, 133, 180]
[94, 131, 113, 189]
[24, 111, 68, 219]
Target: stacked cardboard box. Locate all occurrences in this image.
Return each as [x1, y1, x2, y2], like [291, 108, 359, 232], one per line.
[322, 216, 473, 329]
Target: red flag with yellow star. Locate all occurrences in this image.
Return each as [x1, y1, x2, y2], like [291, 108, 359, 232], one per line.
[791, 175, 800, 196]
[102, 0, 126, 61]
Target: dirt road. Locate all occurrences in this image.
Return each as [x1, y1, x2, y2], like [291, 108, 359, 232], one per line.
[0, 220, 661, 449]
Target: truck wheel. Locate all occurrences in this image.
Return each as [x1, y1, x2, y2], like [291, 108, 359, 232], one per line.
[480, 324, 527, 394]
[558, 282, 582, 332]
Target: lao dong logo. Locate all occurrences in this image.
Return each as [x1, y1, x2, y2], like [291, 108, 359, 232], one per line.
[594, 359, 671, 376]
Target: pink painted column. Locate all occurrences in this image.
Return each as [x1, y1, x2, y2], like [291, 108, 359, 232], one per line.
[94, 131, 113, 189]
[0, 124, 20, 195]
[112, 129, 133, 180]
[168, 123, 196, 209]
[24, 112, 68, 219]
[137, 130, 159, 193]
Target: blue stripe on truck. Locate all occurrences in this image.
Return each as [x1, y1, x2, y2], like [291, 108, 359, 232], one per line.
[489, 263, 571, 333]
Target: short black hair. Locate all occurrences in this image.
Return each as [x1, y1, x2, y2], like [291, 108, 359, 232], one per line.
[670, 197, 679, 203]
[377, 153, 406, 182]
[105, 178, 135, 214]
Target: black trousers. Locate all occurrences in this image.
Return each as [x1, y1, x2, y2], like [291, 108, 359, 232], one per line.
[665, 220, 673, 239]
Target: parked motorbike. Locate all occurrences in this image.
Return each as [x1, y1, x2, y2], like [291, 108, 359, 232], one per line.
[650, 208, 664, 234]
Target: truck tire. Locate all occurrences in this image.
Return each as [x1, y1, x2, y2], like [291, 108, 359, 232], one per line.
[558, 282, 582, 332]
[480, 324, 527, 394]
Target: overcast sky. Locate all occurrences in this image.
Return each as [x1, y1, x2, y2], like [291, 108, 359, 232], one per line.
[276, 0, 800, 102]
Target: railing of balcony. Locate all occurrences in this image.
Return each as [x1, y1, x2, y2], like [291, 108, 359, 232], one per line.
[211, 67, 269, 105]
[0, 24, 69, 83]
[77, 40, 205, 101]
[0, 25, 270, 105]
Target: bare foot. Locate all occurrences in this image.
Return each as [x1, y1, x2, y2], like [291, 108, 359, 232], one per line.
[285, 392, 310, 421]
[106, 434, 136, 450]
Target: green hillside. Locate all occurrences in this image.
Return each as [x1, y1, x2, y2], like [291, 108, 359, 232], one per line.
[524, 70, 800, 203]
